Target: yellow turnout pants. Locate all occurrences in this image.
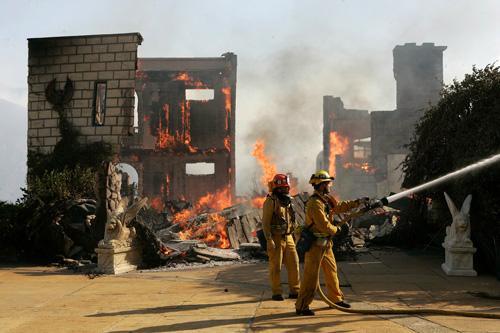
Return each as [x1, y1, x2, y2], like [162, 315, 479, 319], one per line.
[267, 233, 300, 295]
[295, 240, 344, 311]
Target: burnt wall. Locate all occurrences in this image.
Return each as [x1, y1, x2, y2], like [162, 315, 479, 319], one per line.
[122, 54, 237, 203]
[322, 96, 370, 168]
[27, 33, 142, 153]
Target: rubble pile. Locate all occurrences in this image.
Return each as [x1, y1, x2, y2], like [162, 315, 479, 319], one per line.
[132, 193, 310, 267]
[133, 192, 404, 268]
[33, 189, 401, 270]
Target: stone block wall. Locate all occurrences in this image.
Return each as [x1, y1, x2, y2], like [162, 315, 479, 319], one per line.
[27, 33, 143, 153]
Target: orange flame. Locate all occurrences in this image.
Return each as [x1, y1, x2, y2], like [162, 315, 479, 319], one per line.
[224, 136, 231, 151]
[150, 197, 165, 213]
[329, 132, 350, 177]
[178, 213, 230, 249]
[180, 101, 187, 141]
[343, 161, 376, 174]
[155, 102, 198, 152]
[172, 187, 233, 248]
[251, 196, 266, 209]
[221, 86, 231, 131]
[174, 72, 207, 88]
[160, 244, 175, 256]
[157, 104, 176, 149]
[156, 73, 209, 151]
[251, 139, 277, 188]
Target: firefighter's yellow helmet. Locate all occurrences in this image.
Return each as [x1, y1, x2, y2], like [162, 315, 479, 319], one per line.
[309, 170, 335, 186]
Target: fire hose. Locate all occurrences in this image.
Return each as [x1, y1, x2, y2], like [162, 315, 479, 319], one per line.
[317, 200, 500, 319]
[317, 282, 500, 319]
[311, 154, 500, 319]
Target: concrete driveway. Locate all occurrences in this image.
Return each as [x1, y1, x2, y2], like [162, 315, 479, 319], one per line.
[1, 249, 499, 332]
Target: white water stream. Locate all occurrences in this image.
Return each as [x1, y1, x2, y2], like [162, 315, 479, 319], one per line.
[386, 153, 500, 203]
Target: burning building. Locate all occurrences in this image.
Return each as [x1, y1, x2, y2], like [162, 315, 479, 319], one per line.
[26, 32, 242, 251]
[121, 54, 237, 205]
[319, 43, 447, 199]
[27, 32, 237, 207]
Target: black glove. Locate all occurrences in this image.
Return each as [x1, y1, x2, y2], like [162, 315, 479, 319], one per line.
[368, 197, 388, 210]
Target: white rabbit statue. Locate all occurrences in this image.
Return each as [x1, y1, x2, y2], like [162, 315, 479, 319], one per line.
[443, 192, 472, 247]
[441, 192, 477, 276]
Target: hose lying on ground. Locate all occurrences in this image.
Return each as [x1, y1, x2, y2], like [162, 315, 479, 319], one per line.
[317, 282, 500, 319]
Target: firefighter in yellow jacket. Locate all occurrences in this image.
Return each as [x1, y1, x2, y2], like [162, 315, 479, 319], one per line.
[262, 174, 300, 301]
[295, 170, 367, 315]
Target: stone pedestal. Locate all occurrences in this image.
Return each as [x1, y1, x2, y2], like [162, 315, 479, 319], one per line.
[441, 244, 477, 276]
[95, 245, 142, 274]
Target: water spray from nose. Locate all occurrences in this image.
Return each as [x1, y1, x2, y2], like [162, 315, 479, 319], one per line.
[385, 153, 500, 204]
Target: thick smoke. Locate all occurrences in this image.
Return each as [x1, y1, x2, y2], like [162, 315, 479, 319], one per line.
[236, 46, 394, 195]
[3, 0, 500, 200]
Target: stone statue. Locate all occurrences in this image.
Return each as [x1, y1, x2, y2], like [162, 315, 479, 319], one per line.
[443, 192, 473, 247]
[98, 197, 148, 249]
[96, 161, 147, 273]
[441, 192, 477, 276]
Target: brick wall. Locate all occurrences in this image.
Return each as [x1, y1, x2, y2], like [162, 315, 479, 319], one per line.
[27, 33, 143, 153]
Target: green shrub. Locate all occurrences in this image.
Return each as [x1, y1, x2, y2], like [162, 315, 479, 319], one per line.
[26, 166, 95, 203]
[0, 201, 22, 259]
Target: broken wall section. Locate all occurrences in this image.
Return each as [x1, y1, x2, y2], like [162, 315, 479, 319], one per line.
[27, 33, 142, 153]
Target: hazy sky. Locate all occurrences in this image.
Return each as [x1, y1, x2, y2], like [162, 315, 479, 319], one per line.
[1, 0, 499, 199]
